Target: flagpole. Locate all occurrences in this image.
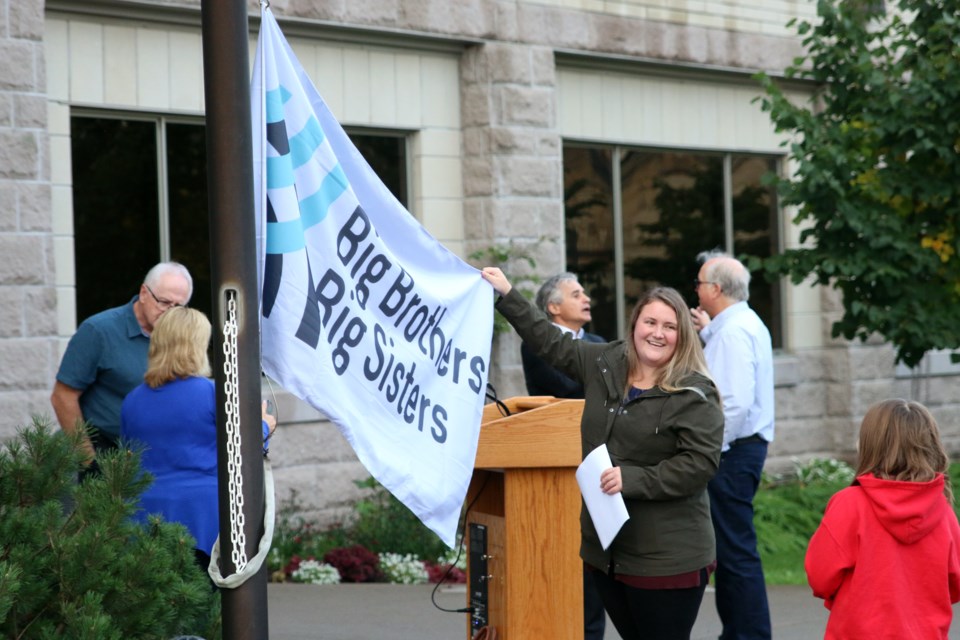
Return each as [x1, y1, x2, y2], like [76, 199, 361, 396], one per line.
[200, 0, 269, 638]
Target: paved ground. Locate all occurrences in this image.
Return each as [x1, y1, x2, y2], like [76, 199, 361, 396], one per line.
[267, 582, 835, 639]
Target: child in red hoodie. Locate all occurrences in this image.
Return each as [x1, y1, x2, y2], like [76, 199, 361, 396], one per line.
[805, 399, 960, 639]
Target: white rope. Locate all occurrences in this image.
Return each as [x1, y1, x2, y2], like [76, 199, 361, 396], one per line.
[208, 457, 276, 589]
[222, 291, 247, 571]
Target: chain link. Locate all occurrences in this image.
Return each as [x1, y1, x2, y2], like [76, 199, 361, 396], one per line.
[222, 291, 247, 571]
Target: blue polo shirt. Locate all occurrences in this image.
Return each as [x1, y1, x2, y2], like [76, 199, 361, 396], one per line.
[56, 296, 150, 441]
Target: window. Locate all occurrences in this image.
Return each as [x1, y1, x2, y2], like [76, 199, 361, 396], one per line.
[70, 112, 408, 324]
[564, 144, 783, 347]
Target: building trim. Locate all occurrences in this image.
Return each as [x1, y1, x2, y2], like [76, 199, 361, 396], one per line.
[555, 48, 816, 91]
[45, 0, 482, 54]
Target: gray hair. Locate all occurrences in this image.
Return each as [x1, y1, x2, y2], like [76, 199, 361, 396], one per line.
[697, 250, 750, 302]
[144, 261, 194, 302]
[535, 272, 579, 316]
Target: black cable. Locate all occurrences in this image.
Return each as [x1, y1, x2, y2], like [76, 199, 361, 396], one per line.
[430, 473, 491, 614]
[485, 382, 511, 418]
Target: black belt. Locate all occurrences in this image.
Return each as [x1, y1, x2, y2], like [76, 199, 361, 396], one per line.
[730, 433, 765, 447]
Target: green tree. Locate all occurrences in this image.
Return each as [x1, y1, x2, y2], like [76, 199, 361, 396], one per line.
[0, 418, 220, 639]
[755, 0, 960, 367]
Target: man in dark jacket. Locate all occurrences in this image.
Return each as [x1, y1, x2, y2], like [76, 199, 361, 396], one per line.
[520, 272, 606, 640]
[521, 273, 604, 397]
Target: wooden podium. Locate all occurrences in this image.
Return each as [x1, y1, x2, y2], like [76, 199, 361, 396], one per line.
[464, 396, 585, 640]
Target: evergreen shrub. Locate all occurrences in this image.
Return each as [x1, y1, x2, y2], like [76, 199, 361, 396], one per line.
[0, 417, 220, 639]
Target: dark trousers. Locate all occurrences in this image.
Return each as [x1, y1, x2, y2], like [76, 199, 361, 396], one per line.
[78, 428, 119, 483]
[708, 439, 771, 640]
[591, 569, 707, 640]
[584, 569, 606, 640]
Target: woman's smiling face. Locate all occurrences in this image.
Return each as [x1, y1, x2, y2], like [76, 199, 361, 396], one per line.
[632, 300, 679, 370]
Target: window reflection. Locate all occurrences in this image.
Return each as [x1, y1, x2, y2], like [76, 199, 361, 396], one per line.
[563, 146, 616, 341]
[563, 144, 782, 348]
[71, 113, 409, 327]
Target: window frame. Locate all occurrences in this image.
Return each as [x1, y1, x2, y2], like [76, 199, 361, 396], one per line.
[563, 140, 786, 345]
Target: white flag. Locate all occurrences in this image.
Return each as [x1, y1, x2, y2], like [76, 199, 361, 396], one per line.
[252, 7, 493, 547]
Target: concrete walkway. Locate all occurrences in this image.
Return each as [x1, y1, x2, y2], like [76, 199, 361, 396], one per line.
[267, 582, 836, 639]
[267, 582, 960, 639]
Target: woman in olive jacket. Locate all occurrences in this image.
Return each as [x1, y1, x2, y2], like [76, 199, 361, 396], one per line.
[482, 267, 724, 640]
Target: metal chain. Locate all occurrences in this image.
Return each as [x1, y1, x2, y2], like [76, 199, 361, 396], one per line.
[222, 291, 247, 571]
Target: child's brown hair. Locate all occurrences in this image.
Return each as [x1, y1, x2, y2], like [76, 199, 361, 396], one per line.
[856, 399, 952, 503]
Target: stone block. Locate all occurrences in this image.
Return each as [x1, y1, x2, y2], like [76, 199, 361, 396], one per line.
[496, 156, 559, 197]
[0, 235, 45, 284]
[818, 348, 850, 382]
[497, 85, 554, 128]
[272, 460, 369, 529]
[10, 0, 43, 40]
[0, 389, 58, 442]
[461, 84, 492, 127]
[485, 44, 532, 84]
[493, 1, 519, 43]
[345, 0, 400, 24]
[0, 287, 21, 338]
[461, 127, 487, 157]
[0, 93, 12, 127]
[0, 131, 39, 179]
[774, 380, 827, 420]
[849, 379, 898, 416]
[488, 127, 541, 155]
[286, 0, 347, 21]
[517, 4, 589, 49]
[530, 48, 555, 86]
[0, 183, 15, 231]
[18, 182, 51, 232]
[536, 133, 560, 156]
[24, 286, 56, 337]
[14, 94, 46, 129]
[461, 156, 494, 197]
[399, 0, 494, 38]
[489, 200, 541, 238]
[767, 417, 834, 459]
[0, 41, 36, 91]
[270, 420, 354, 467]
[847, 344, 895, 381]
[459, 46, 489, 85]
[825, 383, 851, 417]
[461, 198, 489, 242]
[0, 339, 51, 390]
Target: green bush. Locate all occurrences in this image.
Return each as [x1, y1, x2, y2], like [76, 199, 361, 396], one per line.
[269, 477, 452, 582]
[756, 458, 960, 585]
[348, 477, 448, 562]
[268, 490, 351, 579]
[755, 459, 854, 585]
[0, 417, 220, 639]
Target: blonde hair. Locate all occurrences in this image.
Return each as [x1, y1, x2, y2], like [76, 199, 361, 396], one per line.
[856, 399, 953, 503]
[144, 306, 212, 388]
[625, 287, 713, 393]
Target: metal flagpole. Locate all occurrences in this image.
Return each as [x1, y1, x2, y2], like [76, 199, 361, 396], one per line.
[200, 0, 269, 637]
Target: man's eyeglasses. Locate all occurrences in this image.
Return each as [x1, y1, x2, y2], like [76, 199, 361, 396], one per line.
[145, 284, 184, 310]
[693, 280, 716, 290]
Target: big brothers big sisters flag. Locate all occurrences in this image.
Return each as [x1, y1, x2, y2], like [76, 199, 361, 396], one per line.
[252, 7, 493, 547]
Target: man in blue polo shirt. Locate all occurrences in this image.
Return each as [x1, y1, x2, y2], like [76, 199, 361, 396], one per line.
[51, 262, 193, 470]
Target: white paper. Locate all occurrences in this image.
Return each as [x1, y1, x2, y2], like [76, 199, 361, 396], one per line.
[575, 444, 630, 550]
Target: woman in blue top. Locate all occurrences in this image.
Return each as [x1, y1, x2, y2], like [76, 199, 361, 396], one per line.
[121, 307, 276, 572]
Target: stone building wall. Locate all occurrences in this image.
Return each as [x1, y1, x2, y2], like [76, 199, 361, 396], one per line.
[0, 0, 56, 440]
[4, 0, 960, 527]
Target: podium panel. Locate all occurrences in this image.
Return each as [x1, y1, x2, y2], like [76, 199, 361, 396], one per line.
[465, 397, 585, 640]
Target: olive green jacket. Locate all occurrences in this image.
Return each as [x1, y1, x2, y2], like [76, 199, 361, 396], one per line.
[496, 288, 724, 576]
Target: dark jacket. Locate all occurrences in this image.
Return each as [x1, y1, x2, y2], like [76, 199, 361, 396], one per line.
[497, 288, 724, 577]
[521, 329, 605, 398]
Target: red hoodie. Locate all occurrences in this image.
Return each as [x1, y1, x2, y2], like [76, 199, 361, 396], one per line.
[805, 473, 960, 639]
